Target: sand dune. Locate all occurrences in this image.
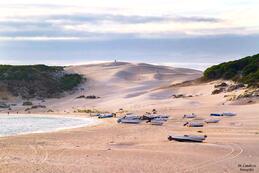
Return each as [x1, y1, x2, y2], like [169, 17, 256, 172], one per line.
[52, 62, 202, 113]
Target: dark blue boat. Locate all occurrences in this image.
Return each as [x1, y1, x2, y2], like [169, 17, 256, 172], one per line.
[210, 113, 222, 116]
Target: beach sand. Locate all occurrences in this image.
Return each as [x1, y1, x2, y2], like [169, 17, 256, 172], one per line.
[0, 62, 258, 173]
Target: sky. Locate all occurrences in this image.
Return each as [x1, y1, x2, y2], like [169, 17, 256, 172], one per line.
[0, 0, 258, 70]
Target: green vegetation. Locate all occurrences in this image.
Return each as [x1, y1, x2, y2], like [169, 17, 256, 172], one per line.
[0, 64, 84, 98]
[59, 74, 83, 90]
[203, 54, 259, 87]
[75, 109, 104, 114]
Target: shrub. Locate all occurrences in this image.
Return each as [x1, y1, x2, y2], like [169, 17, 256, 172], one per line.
[203, 54, 259, 87]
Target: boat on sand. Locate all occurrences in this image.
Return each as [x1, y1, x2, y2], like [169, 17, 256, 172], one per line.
[117, 115, 141, 124]
[183, 113, 197, 118]
[168, 135, 207, 142]
[222, 112, 236, 116]
[205, 119, 220, 123]
[184, 122, 204, 127]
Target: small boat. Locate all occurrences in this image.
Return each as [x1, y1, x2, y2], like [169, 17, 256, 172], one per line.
[205, 119, 220, 123]
[142, 114, 169, 121]
[184, 122, 204, 127]
[150, 118, 164, 125]
[210, 113, 222, 116]
[183, 113, 197, 118]
[222, 112, 236, 116]
[98, 113, 114, 119]
[118, 118, 141, 124]
[168, 135, 207, 142]
[117, 115, 142, 124]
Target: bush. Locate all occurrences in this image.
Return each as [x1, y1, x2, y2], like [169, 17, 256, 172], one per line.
[203, 54, 259, 87]
[0, 65, 84, 98]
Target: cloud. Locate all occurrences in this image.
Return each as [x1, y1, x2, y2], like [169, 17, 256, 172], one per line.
[0, 13, 225, 41]
[174, 16, 222, 23]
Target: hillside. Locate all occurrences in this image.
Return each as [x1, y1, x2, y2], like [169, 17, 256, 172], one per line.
[0, 65, 83, 99]
[203, 54, 259, 87]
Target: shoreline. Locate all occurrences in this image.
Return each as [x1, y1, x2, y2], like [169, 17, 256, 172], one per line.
[0, 114, 103, 138]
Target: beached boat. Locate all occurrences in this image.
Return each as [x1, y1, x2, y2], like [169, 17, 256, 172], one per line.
[183, 113, 197, 118]
[118, 118, 141, 124]
[184, 122, 204, 127]
[117, 115, 142, 124]
[205, 119, 220, 123]
[222, 112, 236, 116]
[210, 113, 222, 116]
[168, 135, 207, 142]
[142, 114, 169, 121]
[150, 118, 164, 125]
[98, 114, 114, 119]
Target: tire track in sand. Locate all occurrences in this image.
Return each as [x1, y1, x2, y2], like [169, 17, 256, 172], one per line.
[183, 143, 244, 173]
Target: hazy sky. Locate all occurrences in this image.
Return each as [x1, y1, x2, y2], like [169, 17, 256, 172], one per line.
[0, 0, 258, 70]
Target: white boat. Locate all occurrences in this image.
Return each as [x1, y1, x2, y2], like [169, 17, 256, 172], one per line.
[168, 135, 207, 142]
[222, 112, 236, 116]
[205, 119, 220, 123]
[183, 113, 197, 118]
[98, 114, 114, 119]
[150, 119, 164, 125]
[118, 118, 141, 124]
[184, 122, 204, 127]
[117, 115, 141, 124]
[143, 114, 169, 121]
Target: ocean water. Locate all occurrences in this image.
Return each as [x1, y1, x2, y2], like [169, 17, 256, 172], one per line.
[0, 115, 99, 137]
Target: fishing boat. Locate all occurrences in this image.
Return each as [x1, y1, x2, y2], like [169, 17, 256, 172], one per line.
[210, 113, 222, 116]
[98, 113, 114, 119]
[205, 119, 220, 123]
[168, 135, 207, 142]
[142, 114, 169, 121]
[222, 112, 236, 116]
[150, 118, 164, 125]
[184, 122, 204, 127]
[117, 115, 141, 124]
[118, 118, 141, 124]
[183, 113, 197, 118]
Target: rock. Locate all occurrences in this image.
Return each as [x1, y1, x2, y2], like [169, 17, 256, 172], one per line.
[86, 95, 100, 99]
[47, 109, 54, 112]
[212, 88, 225, 95]
[236, 89, 259, 99]
[76, 95, 85, 99]
[23, 101, 33, 106]
[31, 105, 46, 109]
[25, 108, 31, 111]
[227, 83, 245, 92]
[172, 94, 185, 98]
[214, 82, 228, 88]
[0, 102, 10, 108]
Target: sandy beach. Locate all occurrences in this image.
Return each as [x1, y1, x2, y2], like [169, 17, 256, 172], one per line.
[0, 62, 258, 173]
